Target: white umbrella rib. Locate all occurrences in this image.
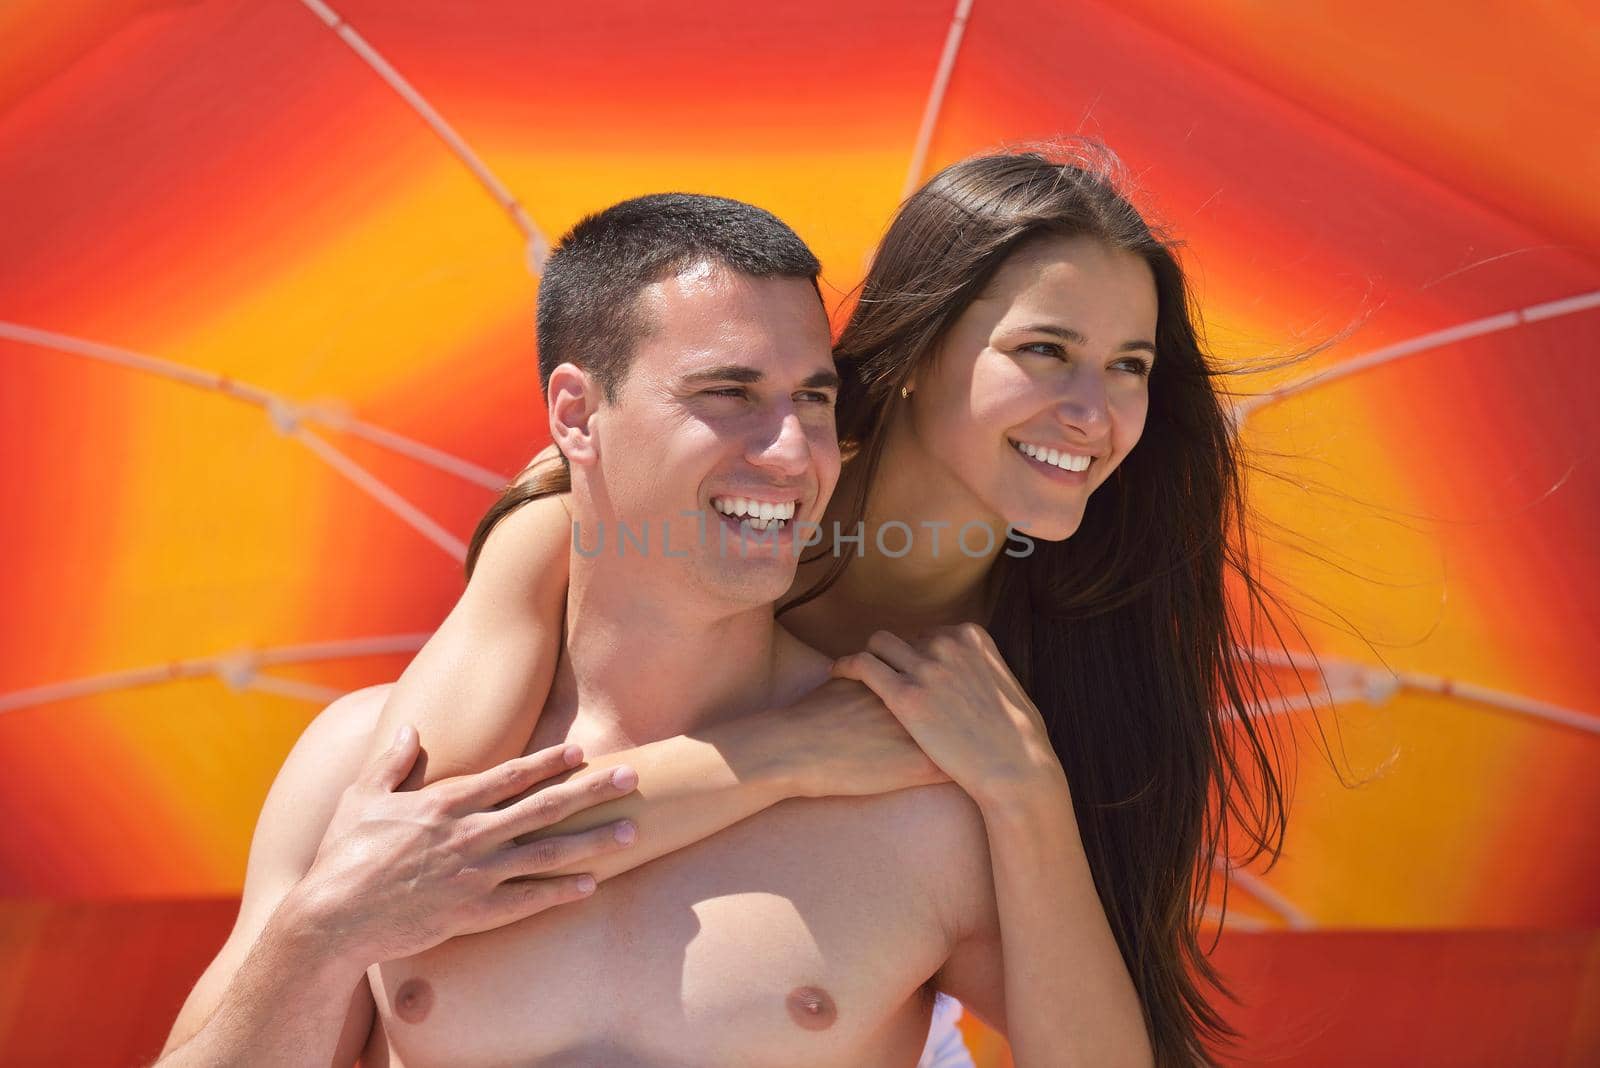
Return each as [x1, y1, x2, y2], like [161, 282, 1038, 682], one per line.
[1, 322, 503, 558]
[1243, 646, 1600, 736]
[0, 634, 431, 715]
[1212, 859, 1317, 930]
[1233, 289, 1600, 423]
[902, 0, 975, 200]
[292, 425, 468, 561]
[295, 0, 550, 273]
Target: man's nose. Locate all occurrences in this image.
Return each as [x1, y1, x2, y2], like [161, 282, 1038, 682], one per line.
[747, 409, 811, 476]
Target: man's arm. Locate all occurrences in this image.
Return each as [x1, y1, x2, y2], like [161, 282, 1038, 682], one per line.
[158, 689, 386, 1066]
[158, 689, 639, 1068]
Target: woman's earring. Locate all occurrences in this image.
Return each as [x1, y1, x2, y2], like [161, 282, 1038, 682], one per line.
[900, 385, 911, 400]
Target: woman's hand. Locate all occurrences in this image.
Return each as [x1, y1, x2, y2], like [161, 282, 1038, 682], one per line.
[829, 623, 1067, 811]
[778, 678, 951, 799]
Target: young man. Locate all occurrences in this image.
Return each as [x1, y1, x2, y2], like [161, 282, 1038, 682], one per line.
[163, 195, 1001, 1067]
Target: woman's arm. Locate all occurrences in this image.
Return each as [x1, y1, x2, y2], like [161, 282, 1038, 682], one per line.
[524, 678, 947, 881]
[365, 455, 572, 784]
[834, 625, 1155, 1068]
[370, 453, 944, 883]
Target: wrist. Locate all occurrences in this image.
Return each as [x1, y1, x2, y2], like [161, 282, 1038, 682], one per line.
[975, 764, 1074, 826]
[712, 708, 814, 802]
[275, 877, 383, 979]
[755, 709, 824, 800]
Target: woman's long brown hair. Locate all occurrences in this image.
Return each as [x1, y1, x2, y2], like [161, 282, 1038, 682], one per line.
[778, 144, 1325, 1064]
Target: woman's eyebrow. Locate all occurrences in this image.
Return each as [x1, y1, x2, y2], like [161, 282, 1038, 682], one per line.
[1018, 322, 1156, 356]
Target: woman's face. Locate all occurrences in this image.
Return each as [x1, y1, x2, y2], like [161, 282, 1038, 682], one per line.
[906, 234, 1159, 542]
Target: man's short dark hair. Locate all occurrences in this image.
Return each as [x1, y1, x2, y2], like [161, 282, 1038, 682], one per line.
[535, 193, 823, 400]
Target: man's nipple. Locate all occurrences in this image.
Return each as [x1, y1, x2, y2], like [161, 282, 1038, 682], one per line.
[786, 985, 837, 1031]
[394, 978, 435, 1024]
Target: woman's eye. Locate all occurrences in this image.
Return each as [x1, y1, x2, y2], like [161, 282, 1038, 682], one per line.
[1022, 342, 1151, 377]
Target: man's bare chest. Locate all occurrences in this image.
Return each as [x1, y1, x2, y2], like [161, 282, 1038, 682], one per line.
[370, 794, 957, 1068]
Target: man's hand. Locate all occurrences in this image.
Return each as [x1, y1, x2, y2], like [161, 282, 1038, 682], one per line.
[291, 724, 639, 968]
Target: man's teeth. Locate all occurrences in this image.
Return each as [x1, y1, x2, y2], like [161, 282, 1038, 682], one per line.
[1011, 440, 1092, 472]
[710, 497, 797, 530]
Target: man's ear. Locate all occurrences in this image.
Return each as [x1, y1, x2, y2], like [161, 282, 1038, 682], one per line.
[547, 362, 601, 465]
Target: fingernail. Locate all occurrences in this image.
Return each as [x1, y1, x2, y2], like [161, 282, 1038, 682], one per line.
[563, 744, 583, 767]
[611, 766, 638, 790]
[614, 821, 636, 845]
[576, 875, 596, 894]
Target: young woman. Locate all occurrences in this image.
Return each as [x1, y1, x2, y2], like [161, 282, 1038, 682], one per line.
[371, 144, 1297, 1066]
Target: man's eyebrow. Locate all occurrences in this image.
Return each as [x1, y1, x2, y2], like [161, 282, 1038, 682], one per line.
[680, 365, 842, 390]
[1019, 323, 1157, 357]
[680, 364, 763, 386]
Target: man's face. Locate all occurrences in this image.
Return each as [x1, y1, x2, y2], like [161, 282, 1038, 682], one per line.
[581, 261, 840, 609]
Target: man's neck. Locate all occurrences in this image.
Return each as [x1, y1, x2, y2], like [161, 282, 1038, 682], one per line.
[555, 557, 785, 747]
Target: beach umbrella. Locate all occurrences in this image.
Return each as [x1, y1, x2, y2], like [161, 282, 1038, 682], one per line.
[2, 2, 1595, 1064]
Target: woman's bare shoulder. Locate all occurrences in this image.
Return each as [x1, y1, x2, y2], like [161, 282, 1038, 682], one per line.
[306, 684, 396, 749]
[468, 488, 572, 601]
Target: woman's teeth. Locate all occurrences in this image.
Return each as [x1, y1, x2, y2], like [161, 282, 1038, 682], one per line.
[1011, 440, 1092, 472]
[710, 496, 797, 531]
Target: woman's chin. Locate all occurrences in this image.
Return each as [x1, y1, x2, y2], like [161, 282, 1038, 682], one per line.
[1007, 511, 1084, 544]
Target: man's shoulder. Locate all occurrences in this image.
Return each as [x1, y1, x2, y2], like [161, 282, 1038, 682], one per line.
[771, 628, 834, 701]
[793, 784, 994, 945]
[795, 783, 989, 876]
[865, 783, 988, 856]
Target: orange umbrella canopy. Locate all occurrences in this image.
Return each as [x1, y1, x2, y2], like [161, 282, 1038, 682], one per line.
[2, 1, 1596, 1064]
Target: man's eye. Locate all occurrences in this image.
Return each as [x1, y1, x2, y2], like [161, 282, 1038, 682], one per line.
[798, 391, 835, 404]
[705, 387, 747, 398]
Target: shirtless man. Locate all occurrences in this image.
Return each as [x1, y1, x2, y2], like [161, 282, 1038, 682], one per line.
[163, 194, 1004, 1067]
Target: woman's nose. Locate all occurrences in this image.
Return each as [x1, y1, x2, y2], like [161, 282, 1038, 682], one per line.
[1052, 367, 1111, 435]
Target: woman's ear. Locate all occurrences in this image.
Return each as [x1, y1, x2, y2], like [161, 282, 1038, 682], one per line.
[547, 363, 601, 465]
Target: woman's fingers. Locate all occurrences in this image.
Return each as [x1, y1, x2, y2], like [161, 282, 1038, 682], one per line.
[831, 651, 911, 708]
[365, 724, 422, 791]
[482, 765, 640, 843]
[492, 820, 637, 882]
[864, 630, 923, 674]
[447, 742, 587, 811]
